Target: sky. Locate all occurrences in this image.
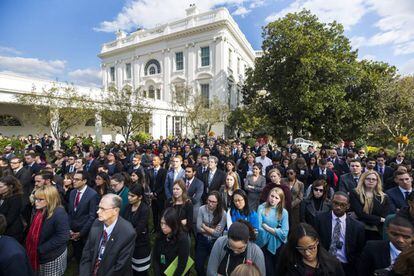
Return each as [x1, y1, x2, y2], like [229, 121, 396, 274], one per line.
[0, 0, 413, 87]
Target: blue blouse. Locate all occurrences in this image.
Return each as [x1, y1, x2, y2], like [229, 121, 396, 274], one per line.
[230, 209, 259, 231]
[256, 203, 289, 255]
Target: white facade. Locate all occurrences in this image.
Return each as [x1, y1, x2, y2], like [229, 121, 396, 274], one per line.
[0, 5, 256, 140]
[99, 5, 256, 137]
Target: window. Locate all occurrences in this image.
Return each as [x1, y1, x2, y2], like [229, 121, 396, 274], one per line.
[228, 49, 232, 68]
[176, 52, 183, 71]
[175, 84, 185, 105]
[201, 46, 210, 67]
[125, 63, 132, 79]
[201, 84, 209, 108]
[0, 115, 22, 126]
[156, 88, 161, 100]
[148, 85, 155, 99]
[110, 66, 115, 82]
[144, 59, 161, 75]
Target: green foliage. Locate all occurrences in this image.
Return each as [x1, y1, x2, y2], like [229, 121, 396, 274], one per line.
[0, 138, 25, 153]
[131, 132, 151, 144]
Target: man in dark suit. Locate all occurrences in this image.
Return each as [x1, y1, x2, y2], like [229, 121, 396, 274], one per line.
[335, 140, 348, 160]
[10, 157, 33, 222]
[84, 152, 99, 186]
[358, 216, 414, 276]
[147, 156, 167, 232]
[303, 145, 316, 162]
[164, 156, 185, 200]
[24, 152, 42, 175]
[339, 159, 362, 193]
[196, 154, 209, 178]
[68, 171, 99, 264]
[0, 214, 34, 275]
[375, 154, 394, 188]
[63, 155, 77, 175]
[127, 154, 146, 176]
[80, 194, 136, 276]
[327, 149, 345, 176]
[315, 191, 365, 275]
[184, 164, 204, 225]
[202, 156, 226, 201]
[386, 170, 412, 213]
[311, 159, 335, 190]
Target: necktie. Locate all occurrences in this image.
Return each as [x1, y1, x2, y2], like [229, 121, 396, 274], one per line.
[186, 180, 191, 190]
[405, 191, 410, 199]
[93, 230, 108, 276]
[74, 191, 81, 209]
[379, 167, 383, 174]
[208, 172, 213, 186]
[154, 169, 158, 178]
[354, 177, 359, 184]
[329, 218, 341, 256]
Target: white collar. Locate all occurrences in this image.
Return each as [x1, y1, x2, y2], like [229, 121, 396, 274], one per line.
[332, 211, 346, 223]
[104, 217, 118, 237]
[77, 185, 87, 194]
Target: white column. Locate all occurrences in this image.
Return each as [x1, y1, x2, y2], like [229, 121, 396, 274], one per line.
[50, 108, 60, 149]
[94, 112, 102, 143]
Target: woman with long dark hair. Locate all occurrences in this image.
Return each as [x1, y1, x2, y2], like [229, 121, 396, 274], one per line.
[195, 191, 226, 276]
[277, 223, 345, 275]
[123, 184, 151, 276]
[0, 175, 24, 242]
[152, 207, 190, 276]
[94, 172, 110, 200]
[226, 189, 259, 231]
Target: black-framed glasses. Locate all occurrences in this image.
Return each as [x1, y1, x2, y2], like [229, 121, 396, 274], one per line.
[296, 241, 318, 253]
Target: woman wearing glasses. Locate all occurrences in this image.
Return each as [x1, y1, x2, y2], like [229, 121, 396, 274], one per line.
[300, 179, 332, 228]
[349, 171, 390, 241]
[195, 191, 226, 276]
[226, 189, 259, 231]
[277, 223, 345, 275]
[207, 221, 265, 276]
[25, 185, 70, 276]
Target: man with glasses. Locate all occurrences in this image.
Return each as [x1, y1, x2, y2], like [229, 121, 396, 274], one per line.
[68, 171, 98, 265]
[315, 191, 365, 275]
[64, 155, 77, 174]
[80, 193, 136, 276]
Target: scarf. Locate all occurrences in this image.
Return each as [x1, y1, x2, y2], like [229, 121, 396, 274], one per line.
[26, 210, 44, 271]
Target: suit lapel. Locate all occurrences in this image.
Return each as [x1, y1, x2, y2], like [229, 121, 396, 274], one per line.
[101, 219, 120, 263]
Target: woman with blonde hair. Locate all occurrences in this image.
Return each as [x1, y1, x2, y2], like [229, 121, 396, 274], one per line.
[167, 179, 193, 234]
[230, 262, 261, 276]
[25, 185, 70, 276]
[256, 187, 289, 276]
[349, 171, 391, 240]
[219, 172, 239, 210]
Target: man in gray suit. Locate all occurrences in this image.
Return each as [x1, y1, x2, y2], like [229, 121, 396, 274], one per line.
[339, 159, 362, 193]
[184, 164, 204, 225]
[80, 194, 136, 276]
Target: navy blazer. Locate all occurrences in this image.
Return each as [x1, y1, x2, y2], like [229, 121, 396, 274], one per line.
[315, 211, 365, 267]
[386, 186, 408, 213]
[68, 186, 99, 238]
[0, 235, 34, 276]
[38, 207, 70, 264]
[187, 177, 204, 207]
[311, 167, 335, 189]
[375, 165, 394, 187]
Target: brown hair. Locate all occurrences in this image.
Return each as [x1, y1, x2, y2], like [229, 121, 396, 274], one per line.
[172, 179, 189, 204]
[264, 187, 285, 220]
[225, 172, 239, 191]
[0, 175, 23, 198]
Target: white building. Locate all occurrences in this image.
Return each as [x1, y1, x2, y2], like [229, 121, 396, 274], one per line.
[0, 5, 257, 140]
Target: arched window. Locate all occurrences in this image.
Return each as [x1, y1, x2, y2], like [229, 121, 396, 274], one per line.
[148, 85, 155, 99]
[85, 118, 95, 126]
[0, 115, 22, 126]
[144, 59, 161, 75]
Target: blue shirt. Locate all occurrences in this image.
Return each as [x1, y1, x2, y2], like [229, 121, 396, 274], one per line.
[230, 209, 259, 231]
[256, 204, 289, 255]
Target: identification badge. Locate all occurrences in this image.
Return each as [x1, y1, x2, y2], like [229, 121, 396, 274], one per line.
[160, 254, 166, 265]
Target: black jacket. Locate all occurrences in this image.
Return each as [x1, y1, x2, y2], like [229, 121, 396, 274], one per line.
[123, 202, 150, 255]
[349, 190, 391, 227]
[68, 186, 98, 238]
[0, 194, 23, 240]
[358, 240, 391, 276]
[37, 206, 70, 263]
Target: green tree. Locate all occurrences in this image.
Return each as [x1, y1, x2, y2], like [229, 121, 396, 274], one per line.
[99, 84, 151, 142]
[17, 84, 94, 149]
[243, 10, 361, 142]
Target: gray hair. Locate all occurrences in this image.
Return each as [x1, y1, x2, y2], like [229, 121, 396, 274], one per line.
[102, 193, 122, 210]
[208, 156, 218, 164]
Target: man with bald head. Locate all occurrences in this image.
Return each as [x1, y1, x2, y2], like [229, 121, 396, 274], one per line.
[80, 194, 136, 276]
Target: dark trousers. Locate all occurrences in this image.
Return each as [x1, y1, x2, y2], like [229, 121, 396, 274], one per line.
[152, 198, 164, 232]
[341, 262, 357, 276]
[195, 234, 216, 276]
[262, 247, 280, 276]
[72, 238, 86, 264]
[133, 271, 148, 276]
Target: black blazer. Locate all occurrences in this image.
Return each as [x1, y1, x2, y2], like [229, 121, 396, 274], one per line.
[123, 202, 150, 254]
[358, 240, 391, 276]
[68, 186, 99, 238]
[0, 235, 34, 276]
[338, 173, 359, 193]
[37, 206, 70, 264]
[311, 167, 335, 190]
[386, 186, 408, 213]
[13, 167, 33, 206]
[202, 169, 226, 196]
[147, 167, 167, 200]
[0, 194, 23, 241]
[299, 198, 331, 228]
[187, 177, 204, 207]
[315, 211, 365, 267]
[80, 217, 136, 276]
[349, 190, 390, 227]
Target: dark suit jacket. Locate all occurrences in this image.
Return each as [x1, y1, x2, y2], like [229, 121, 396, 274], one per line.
[13, 167, 33, 206]
[68, 186, 99, 238]
[196, 165, 208, 179]
[164, 168, 185, 200]
[202, 169, 226, 196]
[187, 177, 204, 207]
[386, 186, 408, 213]
[311, 167, 335, 189]
[0, 235, 34, 276]
[338, 173, 359, 193]
[349, 190, 391, 227]
[80, 217, 136, 276]
[0, 194, 23, 240]
[147, 167, 167, 200]
[358, 240, 391, 276]
[315, 211, 365, 267]
[375, 165, 394, 187]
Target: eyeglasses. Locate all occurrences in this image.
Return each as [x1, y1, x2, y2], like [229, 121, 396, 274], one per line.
[34, 198, 46, 202]
[296, 241, 318, 253]
[332, 201, 348, 207]
[313, 188, 324, 193]
[208, 199, 218, 204]
[73, 178, 83, 182]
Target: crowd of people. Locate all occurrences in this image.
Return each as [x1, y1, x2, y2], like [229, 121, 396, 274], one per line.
[1, 134, 414, 275]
